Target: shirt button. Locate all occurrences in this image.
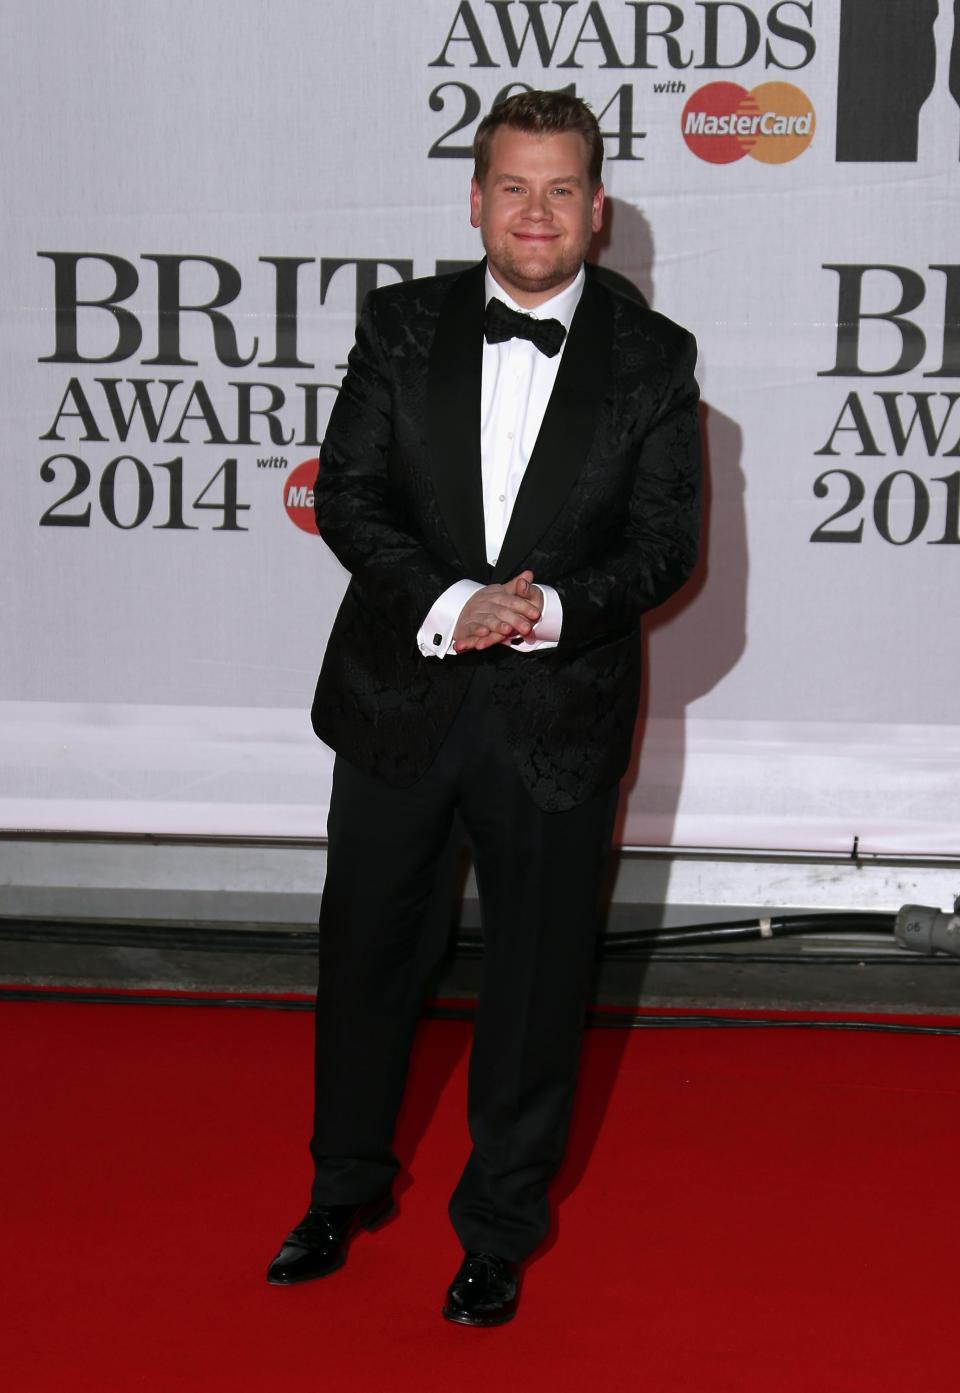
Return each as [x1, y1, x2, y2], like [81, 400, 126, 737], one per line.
[498, 494, 505, 502]
[506, 431, 514, 440]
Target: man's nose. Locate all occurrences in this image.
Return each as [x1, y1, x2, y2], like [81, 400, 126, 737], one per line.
[524, 190, 551, 220]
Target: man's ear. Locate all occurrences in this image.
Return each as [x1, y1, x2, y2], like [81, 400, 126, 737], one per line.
[591, 182, 605, 235]
[470, 176, 482, 229]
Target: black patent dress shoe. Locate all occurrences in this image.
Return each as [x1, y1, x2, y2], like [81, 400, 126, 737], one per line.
[265, 1193, 394, 1285]
[441, 1251, 519, 1326]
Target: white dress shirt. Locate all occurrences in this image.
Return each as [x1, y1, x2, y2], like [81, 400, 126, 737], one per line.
[416, 266, 584, 658]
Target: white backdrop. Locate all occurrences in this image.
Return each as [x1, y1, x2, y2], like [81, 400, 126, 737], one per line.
[1, 0, 957, 852]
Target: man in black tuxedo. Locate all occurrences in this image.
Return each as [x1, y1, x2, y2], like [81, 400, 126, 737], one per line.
[267, 91, 701, 1325]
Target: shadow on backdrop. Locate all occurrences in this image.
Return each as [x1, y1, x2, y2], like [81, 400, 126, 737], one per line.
[546, 199, 747, 1251]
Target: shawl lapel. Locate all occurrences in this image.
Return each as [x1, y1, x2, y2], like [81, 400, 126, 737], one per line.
[426, 262, 488, 580]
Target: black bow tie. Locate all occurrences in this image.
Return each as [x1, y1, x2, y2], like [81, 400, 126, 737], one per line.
[484, 297, 566, 358]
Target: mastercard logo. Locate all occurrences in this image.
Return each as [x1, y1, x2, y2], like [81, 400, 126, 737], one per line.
[682, 81, 815, 164]
[283, 457, 320, 534]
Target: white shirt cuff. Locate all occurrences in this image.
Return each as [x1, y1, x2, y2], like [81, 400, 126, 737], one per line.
[417, 579, 483, 658]
[507, 582, 562, 652]
[416, 580, 563, 658]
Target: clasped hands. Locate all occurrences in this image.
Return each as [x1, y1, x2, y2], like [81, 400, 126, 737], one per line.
[453, 570, 543, 653]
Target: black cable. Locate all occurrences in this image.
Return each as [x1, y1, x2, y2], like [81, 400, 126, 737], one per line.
[0, 909, 925, 962]
[0, 910, 900, 958]
[601, 951, 957, 967]
[455, 912, 902, 958]
[2, 987, 959, 1035]
[584, 1012, 960, 1037]
[0, 919, 316, 955]
[598, 912, 898, 953]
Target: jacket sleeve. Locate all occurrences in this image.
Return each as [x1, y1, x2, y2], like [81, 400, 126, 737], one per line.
[313, 293, 461, 632]
[553, 331, 702, 650]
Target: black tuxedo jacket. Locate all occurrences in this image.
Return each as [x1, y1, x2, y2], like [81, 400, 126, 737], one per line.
[311, 260, 701, 812]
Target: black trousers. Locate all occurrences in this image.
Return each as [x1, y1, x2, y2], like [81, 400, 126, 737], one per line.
[309, 669, 619, 1262]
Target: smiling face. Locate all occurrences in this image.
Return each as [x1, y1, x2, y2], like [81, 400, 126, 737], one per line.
[470, 125, 605, 308]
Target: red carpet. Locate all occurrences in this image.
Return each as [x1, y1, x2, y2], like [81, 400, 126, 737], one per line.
[2, 1000, 958, 1392]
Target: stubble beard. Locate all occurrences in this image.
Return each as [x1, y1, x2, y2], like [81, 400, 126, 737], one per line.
[486, 236, 586, 299]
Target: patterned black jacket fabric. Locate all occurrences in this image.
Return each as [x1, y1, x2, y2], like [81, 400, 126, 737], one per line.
[311, 259, 701, 812]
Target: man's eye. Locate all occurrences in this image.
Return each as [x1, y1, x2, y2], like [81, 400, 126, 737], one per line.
[551, 187, 571, 196]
